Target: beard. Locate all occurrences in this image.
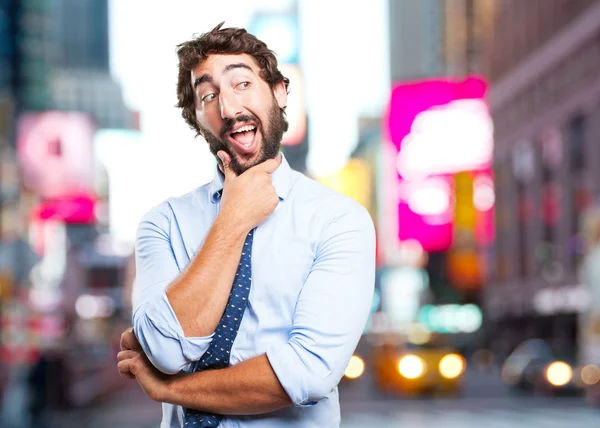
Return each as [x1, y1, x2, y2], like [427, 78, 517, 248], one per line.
[199, 99, 288, 176]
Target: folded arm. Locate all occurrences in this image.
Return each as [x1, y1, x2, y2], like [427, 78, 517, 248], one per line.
[153, 203, 376, 413]
[132, 202, 248, 374]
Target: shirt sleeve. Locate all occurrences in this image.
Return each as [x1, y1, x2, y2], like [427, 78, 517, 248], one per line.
[132, 203, 213, 375]
[266, 202, 376, 406]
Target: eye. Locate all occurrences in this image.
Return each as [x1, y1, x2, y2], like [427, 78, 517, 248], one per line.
[237, 81, 251, 90]
[202, 93, 216, 103]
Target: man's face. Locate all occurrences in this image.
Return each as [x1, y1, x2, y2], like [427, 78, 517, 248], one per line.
[192, 54, 288, 176]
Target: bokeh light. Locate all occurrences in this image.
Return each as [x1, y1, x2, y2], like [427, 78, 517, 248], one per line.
[344, 355, 366, 379]
[439, 354, 465, 379]
[545, 362, 573, 387]
[398, 355, 426, 379]
[581, 364, 600, 386]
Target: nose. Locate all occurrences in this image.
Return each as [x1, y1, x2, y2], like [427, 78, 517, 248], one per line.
[219, 90, 243, 120]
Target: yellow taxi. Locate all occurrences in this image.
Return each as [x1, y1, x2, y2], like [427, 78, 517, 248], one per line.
[370, 335, 466, 396]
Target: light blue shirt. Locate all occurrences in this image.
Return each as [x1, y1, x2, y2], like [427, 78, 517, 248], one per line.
[132, 154, 376, 428]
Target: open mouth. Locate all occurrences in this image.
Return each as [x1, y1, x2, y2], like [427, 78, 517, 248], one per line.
[228, 124, 258, 155]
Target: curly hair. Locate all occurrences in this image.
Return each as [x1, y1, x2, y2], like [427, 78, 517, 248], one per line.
[176, 22, 290, 136]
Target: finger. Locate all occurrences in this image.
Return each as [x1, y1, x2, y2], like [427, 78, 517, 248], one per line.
[120, 327, 133, 351]
[119, 368, 136, 380]
[120, 327, 142, 352]
[253, 154, 281, 174]
[118, 359, 136, 379]
[118, 350, 140, 362]
[217, 151, 237, 183]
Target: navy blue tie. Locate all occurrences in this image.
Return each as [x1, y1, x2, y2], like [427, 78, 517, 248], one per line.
[183, 228, 255, 427]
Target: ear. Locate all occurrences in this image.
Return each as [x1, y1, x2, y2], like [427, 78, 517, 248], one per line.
[273, 81, 287, 110]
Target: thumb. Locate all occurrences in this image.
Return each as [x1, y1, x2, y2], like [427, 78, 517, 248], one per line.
[254, 154, 281, 174]
[217, 151, 236, 182]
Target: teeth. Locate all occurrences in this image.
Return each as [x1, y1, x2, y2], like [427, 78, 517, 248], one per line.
[231, 125, 256, 134]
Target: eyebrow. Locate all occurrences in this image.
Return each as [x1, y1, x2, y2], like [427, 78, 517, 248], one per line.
[223, 62, 253, 74]
[193, 62, 254, 89]
[193, 74, 212, 89]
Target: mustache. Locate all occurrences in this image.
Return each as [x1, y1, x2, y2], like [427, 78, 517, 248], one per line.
[220, 115, 261, 139]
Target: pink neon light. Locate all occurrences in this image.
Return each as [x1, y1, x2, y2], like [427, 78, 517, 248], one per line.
[384, 76, 493, 252]
[33, 194, 96, 224]
[17, 111, 96, 199]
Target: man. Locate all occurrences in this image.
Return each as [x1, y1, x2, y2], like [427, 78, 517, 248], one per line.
[117, 22, 375, 428]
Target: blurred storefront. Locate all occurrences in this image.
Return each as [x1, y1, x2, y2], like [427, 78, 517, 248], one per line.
[360, 0, 497, 354]
[0, 2, 136, 422]
[481, 0, 600, 361]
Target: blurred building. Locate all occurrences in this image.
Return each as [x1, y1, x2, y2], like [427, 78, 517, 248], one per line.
[48, 0, 131, 129]
[389, 0, 494, 80]
[442, 0, 495, 76]
[51, 0, 110, 71]
[389, 0, 445, 81]
[51, 70, 131, 129]
[0, 0, 130, 371]
[386, 0, 495, 313]
[3, 0, 130, 128]
[482, 0, 600, 355]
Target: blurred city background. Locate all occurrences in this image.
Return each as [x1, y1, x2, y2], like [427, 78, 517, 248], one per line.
[1, 0, 600, 427]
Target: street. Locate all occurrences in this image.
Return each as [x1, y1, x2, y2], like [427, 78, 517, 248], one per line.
[41, 368, 598, 428]
[339, 367, 598, 427]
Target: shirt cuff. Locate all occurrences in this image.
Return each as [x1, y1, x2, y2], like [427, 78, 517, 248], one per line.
[266, 342, 316, 407]
[144, 290, 214, 362]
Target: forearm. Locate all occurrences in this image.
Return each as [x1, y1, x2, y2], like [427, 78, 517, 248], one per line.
[163, 354, 292, 415]
[166, 211, 249, 337]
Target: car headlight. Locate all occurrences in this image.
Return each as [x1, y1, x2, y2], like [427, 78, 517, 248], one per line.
[439, 354, 465, 379]
[344, 355, 365, 379]
[581, 364, 600, 386]
[545, 361, 572, 386]
[398, 355, 426, 379]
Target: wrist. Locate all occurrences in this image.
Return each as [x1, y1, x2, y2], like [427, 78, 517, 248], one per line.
[216, 207, 252, 237]
[161, 373, 182, 405]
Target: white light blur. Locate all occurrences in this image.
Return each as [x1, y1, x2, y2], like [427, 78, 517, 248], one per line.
[29, 288, 63, 312]
[94, 130, 212, 244]
[473, 176, 495, 211]
[381, 267, 427, 328]
[546, 362, 572, 387]
[396, 99, 493, 181]
[407, 179, 451, 216]
[533, 285, 591, 315]
[439, 354, 465, 379]
[455, 304, 483, 333]
[29, 220, 67, 290]
[298, 0, 390, 176]
[95, 234, 133, 257]
[344, 355, 365, 379]
[398, 355, 426, 379]
[75, 295, 115, 319]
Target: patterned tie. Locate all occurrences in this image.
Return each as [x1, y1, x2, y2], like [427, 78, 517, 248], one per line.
[183, 228, 255, 427]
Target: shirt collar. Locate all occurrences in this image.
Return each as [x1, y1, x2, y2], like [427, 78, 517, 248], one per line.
[209, 152, 293, 203]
